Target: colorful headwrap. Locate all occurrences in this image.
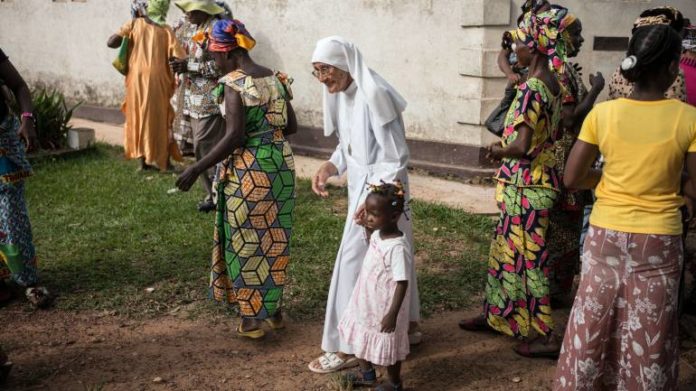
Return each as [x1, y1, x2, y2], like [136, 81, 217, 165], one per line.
[560, 13, 579, 54]
[521, 0, 549, 14]
[509, 6, 569, 75]
[633, 6, 683, 30]
[208, 19, 256, 52]
[147, 0, 170, 25]
[130, 0, 148, 18]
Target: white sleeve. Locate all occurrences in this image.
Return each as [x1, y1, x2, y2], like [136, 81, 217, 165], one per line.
[328, 143, 347, 176]
[389, 243, 411, 282]
[366, 114, 409, 184]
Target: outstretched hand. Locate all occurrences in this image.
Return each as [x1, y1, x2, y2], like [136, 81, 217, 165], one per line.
[311, 161, 337, 198]
[590, 72, 605, 92]
[176, 165, 201, 191]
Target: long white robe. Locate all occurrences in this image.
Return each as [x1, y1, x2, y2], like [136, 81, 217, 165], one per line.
[320, 82, 421, 354]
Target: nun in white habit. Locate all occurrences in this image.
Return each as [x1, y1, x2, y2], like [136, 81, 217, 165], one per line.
[308, 36, 421, 374]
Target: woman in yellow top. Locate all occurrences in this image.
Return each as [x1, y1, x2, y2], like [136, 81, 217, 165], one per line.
[556, 24, 696, 390]
[108, 0, 185, 171]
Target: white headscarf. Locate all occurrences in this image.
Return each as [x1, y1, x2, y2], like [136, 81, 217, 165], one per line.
[311, 36, 407, 137]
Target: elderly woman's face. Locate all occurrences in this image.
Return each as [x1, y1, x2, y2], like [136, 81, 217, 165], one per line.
[312, 63, 352, 94]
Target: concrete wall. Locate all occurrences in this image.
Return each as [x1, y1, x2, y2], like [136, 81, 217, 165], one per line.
[1, 0, 695, 151]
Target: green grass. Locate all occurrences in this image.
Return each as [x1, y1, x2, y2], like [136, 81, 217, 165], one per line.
[25, 145, 494, 319]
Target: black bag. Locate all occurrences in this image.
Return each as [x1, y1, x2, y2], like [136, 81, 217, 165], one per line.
[484, 85, 517, 137]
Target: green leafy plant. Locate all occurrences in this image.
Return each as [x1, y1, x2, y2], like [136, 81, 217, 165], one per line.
[31, 88, 81, 150]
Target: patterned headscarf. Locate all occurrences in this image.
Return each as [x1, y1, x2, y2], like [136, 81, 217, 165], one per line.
[147, 0, 170, 25]
[560, 13, 579, 54]
[521, 0, 549, 14]
[632, 6, 683, 32]
[207, 19, 256, 52]
[509, 6, 569, 75]
[130, 0, 148, 18]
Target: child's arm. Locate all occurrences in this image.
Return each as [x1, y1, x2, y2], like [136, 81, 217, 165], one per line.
[381, 280, 408, 333]
[497, 48, 520, 85]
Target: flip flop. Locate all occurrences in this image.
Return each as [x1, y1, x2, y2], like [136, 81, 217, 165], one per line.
[236, 324, 265, 340]
[308, 352, 359, 374]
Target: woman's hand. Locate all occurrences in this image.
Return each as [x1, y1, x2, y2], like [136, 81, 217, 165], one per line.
[381, 312, 398, 333]
[311, 161, 337, 198]
[176, 165, 202, 191]
[589, 72, 605, 93]
[353, 203, 367, 226]
[506, 72, 521, 85]
[18, 119, 38, 153]
[169, 57, 187, 74]
[486, 141, 503, 161]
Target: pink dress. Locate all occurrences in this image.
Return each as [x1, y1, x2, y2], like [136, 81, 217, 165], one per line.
[338, 231, 412, 366]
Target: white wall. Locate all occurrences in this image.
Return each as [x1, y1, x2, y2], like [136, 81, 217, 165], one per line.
[1, 0, 695, 149]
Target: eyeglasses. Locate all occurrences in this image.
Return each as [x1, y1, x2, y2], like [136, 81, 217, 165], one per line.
[312, 65, 333, 79]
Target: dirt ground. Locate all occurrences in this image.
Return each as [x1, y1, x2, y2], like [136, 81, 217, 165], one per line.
[2, 305, 696, 391]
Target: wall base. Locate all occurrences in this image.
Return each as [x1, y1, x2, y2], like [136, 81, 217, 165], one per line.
[74, 105, 496, 180]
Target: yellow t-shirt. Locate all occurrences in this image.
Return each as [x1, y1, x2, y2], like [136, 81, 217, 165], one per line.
[578, 98, 696, 235]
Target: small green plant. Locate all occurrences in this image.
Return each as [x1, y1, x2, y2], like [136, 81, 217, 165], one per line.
[31, 88, 81, 150]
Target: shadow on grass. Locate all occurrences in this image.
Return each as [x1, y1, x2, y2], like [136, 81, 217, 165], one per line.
[25, 145, 494, 320]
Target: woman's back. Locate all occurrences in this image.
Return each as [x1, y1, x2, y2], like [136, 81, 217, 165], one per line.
[218, 70, 292, 136]
[580, 98, 696, 234]
[120, 18, 177, 78]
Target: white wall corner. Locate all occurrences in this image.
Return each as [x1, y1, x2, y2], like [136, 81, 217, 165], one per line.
[456, 98, 484, 125]
[459, 47, 483, 77]
[461, 0, 511, 27]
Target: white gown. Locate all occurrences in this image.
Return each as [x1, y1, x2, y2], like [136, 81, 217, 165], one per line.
[320, 81, 421, 354]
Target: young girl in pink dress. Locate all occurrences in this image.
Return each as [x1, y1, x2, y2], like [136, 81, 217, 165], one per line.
[337, 181, 412, 391]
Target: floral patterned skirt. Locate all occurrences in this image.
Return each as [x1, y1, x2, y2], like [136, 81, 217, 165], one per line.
[555, 225, 682, 391]
[484, 182, 557, 338]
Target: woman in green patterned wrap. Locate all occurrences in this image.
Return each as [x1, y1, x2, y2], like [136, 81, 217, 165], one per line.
[176, 18, 296, 339]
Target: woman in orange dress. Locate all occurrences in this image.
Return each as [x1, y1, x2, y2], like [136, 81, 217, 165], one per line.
[108, 0, 185, 171]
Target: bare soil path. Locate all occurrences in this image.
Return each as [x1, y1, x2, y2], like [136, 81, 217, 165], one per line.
[3, 305, 696, 390]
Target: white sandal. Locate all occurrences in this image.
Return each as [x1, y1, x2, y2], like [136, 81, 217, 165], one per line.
[308, 352, 358, 374]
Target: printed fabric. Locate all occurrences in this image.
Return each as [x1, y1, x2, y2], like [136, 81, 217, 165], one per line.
[0, 115, 38, 286]
[555, 226, 681, 391]
[494, 77, 562, 191]
[208, 70, 296, 319]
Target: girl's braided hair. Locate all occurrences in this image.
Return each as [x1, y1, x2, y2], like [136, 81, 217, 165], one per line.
[367, 180, 406, 214]
[620, 24, 682, 83]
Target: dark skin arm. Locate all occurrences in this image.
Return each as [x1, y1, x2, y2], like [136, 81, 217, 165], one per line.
[0, 59, 38, 151]
[563, 140, 602, 190]
[487, 124, 533, 160]
[562, 73, 605, 134]
[381, 281, 408, 333]
[684, 154, 696, 221]
[497, 48, 520, 84]
[176, 86, 245, 191]
[284, 101, 297, 136]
